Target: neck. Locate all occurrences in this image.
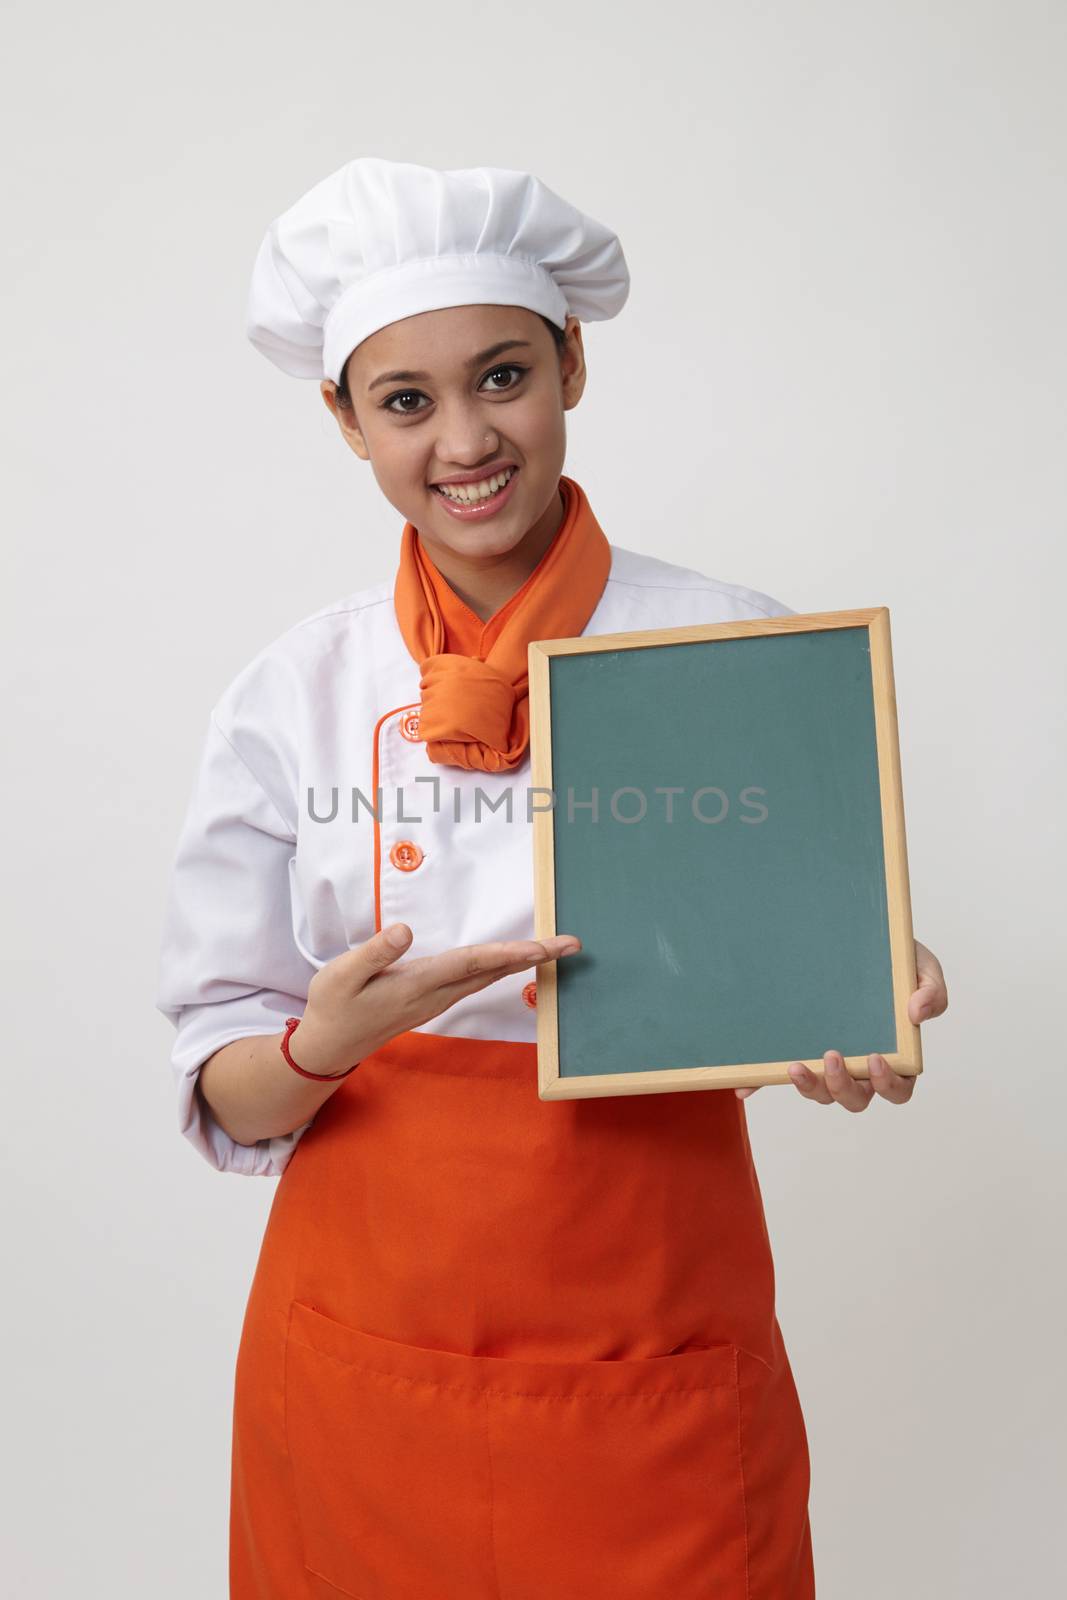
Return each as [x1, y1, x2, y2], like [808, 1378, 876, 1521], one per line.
[416, 486, 565, 623]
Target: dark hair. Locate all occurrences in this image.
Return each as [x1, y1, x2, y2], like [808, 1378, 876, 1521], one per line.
[335, 312, 568, 408]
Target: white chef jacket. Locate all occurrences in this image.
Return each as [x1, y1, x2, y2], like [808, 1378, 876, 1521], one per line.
[155, 542, 794, 1177]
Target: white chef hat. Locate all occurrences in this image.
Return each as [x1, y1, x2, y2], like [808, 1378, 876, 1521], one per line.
[245, 156, 630, 384]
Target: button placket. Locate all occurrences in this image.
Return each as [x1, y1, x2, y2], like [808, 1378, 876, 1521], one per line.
[376, 718, 540, 1040]
[377, 708, 448, 954]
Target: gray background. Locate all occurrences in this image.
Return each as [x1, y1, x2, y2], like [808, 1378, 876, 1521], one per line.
[2, 1, 1063, 1594]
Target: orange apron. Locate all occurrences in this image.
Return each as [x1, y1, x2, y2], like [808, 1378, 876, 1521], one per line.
[229, 1028, 814, 1597]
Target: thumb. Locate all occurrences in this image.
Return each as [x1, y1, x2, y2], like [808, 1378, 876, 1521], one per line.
[344, 923, 413, 985]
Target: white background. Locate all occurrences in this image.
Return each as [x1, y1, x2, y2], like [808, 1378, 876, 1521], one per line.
[2, 1, 1063, 1594]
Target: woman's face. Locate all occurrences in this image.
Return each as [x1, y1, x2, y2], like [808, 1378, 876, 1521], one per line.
[320, 304, 585, 564]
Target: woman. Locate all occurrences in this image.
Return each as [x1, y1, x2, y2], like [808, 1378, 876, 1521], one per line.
[156, 156, 948, 1598]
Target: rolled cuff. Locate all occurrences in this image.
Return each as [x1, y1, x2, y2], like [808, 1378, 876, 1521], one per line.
[168, 991, 314, 1177]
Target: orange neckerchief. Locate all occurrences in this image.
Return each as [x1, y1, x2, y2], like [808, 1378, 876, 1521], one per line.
[393, 474, 611, 771]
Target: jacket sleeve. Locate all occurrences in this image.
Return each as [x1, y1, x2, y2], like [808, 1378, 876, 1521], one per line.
[155, 708, 318, 1177]
[738, 587, 797, 619]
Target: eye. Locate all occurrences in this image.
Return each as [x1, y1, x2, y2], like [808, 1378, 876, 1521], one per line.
[381, 388, 428, 416]
[380, 363, 529, 416]
[480, 363, 528, 392]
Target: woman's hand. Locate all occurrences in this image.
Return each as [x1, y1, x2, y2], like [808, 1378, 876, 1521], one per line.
[734, 937, 949, 1110]
[288, 923, 581, 1077]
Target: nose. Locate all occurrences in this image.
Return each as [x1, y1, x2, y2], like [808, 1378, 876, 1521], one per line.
[433, 400, 500, 467]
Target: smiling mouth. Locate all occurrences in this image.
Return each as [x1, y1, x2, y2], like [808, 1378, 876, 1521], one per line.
[431, 465, 518, 504]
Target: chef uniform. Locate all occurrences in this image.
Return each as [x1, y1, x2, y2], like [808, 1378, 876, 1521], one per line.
[156, 157, 815, 1598]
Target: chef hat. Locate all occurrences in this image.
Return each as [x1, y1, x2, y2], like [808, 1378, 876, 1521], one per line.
[245, 156, 630, 384]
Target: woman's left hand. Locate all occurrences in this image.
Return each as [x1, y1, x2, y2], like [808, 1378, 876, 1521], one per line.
[735, 938, 948, 1110]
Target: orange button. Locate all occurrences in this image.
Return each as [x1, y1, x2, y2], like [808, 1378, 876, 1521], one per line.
[522, 981, 537, 1009]
[399, 708, 422, 742]
[389, 840, 424, 872]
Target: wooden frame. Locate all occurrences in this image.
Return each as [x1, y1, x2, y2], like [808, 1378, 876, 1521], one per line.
[528, 608, 922, 1101]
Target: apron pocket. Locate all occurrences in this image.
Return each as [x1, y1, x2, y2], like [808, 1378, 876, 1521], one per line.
[484, 1339, 749, 1600]
[284, 1300, 498, 1600]
[284, 1298, 751, 1600]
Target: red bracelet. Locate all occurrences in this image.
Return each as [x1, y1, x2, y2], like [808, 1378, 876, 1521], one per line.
[281, 1017, 360, 1081]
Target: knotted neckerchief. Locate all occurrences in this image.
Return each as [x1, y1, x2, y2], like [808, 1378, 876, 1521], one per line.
[393, 475, 611, 771]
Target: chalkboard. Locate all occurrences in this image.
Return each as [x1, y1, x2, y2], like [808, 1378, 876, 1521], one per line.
[527, 609, 921, 1100]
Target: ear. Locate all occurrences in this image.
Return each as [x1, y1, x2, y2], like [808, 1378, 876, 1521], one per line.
[320, 379, 371, 461]
[560, 316, 587, 412]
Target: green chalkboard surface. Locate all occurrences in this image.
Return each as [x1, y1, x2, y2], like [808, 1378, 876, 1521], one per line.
[528, 609, 920, 1100]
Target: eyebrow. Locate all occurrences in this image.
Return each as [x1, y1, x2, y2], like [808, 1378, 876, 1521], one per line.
[367, 339, 534, 392]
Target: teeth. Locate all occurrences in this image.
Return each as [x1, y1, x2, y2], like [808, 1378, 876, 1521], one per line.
[436, 466, 514, 502]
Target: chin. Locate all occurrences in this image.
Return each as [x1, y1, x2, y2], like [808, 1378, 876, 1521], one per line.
[440, 525, 528, 559]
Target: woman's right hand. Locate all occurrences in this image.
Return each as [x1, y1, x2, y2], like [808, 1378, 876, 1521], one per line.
[286, 924, 581, 1077]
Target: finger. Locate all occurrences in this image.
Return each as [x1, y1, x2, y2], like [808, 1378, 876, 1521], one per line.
[786, 1061, 836, 1105]
[430, 941, 581, 1005]
[910, 939, 949, 1025]
[365, 937, 581, 1018]
[868, 1055, 917, 1104]
[822, 1050, 876, 1112]
[342, 937, 581, 1041]
[398, 940, 584, 1027]
[734, 1086, 762, 1099]
[428, 936, 580, 990]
